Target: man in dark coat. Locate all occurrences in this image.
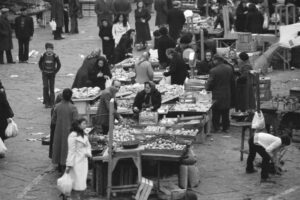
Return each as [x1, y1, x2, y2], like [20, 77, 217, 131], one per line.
[113, 0, 132, 18]
[167, 1, 186, 41]
[154, 0, 168, 27]
[235, 0, 248, 32]
[69, 0, 80, 34]
[51, 0, 65, 40]
[15, 8, 34, 63]
[157, 27, 176, 68]
[163, 48, 188, 85]
[0, 8, 15, 64]
[143, 0, 154, 13]
[245, 3, 264, 34]
[196, 51, 214, 75]
[206, 55, 235, 133]
[95, 0, 114, 27]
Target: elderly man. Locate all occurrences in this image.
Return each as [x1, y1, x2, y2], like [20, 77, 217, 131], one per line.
[206, 55, 235, 133]
[0, 8, 15, 64]
[95, 80, 122, 135]
[15, 7, 34, 63]
[167, 1, 186, 41]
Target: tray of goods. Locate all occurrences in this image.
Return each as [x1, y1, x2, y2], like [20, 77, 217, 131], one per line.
[113, 126, 136, 147]
[143, 126, 166, 134]
[122, 140, 140, 149]
[72, 87, 101, 100]
[144, 136, 188, 156]
[112, 68, 136, 82]
[139, 111, 158, 125]
[177, 119, 203, 129]
[159, 118, 178, 127]
[157, 105, 171, 114]
[166, 128, 198, 138]
[171, 103, 212, 113]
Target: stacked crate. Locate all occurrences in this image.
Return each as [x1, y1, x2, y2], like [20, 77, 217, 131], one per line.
[259, 77, 272, 101]
[236, 32, 257, 52]
[80, 0, 96, 17]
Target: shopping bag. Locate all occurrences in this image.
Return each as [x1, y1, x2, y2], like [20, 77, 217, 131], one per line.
[49, 20, 57, 31]
[5, 119, 19, 138]
[0, 138, 7, 154]
[263, 13, 269, 29]
[251, 111, 265, 129]
[57, 173, 73, 195]
[105, 78, 112, 89]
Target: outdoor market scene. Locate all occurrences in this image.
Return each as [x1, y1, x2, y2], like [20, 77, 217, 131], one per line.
[0, 0, 300, 200]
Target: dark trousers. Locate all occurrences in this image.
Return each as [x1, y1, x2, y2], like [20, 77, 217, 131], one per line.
[42, 73, 55, 106]
[70, 16, 79, 33]
[212, 108, 230, 131]
[246, 136, 271, 179]
[0, 50, 13, 63]
[64, 11, 69, 33]
[54, 27, 63, 39]
[18, 38, 30, 62]
[102, 125, 109, 135]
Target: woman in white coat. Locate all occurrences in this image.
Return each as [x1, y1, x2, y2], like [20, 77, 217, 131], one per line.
[65, 118, 91, 200]
[112, 14, 130, 46]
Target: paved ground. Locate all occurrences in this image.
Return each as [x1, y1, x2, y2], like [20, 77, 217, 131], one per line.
[0, 6, 300, 200]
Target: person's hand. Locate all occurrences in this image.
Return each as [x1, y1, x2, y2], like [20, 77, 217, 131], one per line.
[104, 36, 109, 40]
[104, 75, 109, 79]
[65, 166, 71, 174]
[7, 118, 12, 123]
[97, 72, 103, 77]
[133, 107, 139, 112]
[141, 18, 146, 23]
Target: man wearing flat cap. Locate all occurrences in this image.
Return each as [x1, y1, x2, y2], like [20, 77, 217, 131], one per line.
[167, 1, 186, 41]
[206, 54, 235, 133]
[0, 8, 15, 64]
[15, 8, 34, 63]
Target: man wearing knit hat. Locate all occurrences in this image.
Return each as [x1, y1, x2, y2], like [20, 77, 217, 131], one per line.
[0, 8, 15, 64]
[206, 54, 235, 133]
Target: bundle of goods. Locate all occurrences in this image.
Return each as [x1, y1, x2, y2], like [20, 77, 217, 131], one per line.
[139, 111, 158, 125]
[272, 95, 299, 111]
[112, 68, 136, 82]
[144, 136, 187, 155]
[72, 87, 101, 99]
[171, 103, 212, 113]
[166, 128, 198, 137]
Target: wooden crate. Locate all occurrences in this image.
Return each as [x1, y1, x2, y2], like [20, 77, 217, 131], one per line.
[237, 32, 253, 43]
[236, 40, 257, 52]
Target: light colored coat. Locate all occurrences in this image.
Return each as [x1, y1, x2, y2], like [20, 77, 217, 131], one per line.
[135, 60, 154, 84]
[66, 132, 91, 191]
[112, 22, 130, 46]
[51, 101, 78, 165]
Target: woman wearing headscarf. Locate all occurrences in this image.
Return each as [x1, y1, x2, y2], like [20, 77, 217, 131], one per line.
[135, 51, 154, 84]
[71, 49, 102, 88]
[0, 80, 14, 145]
[51, 88, 78, 173]
[87, 57, 112, 90]
[113, 29, 136, 64]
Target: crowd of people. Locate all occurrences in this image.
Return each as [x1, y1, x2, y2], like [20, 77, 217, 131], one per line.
[0, 0, 298, 199]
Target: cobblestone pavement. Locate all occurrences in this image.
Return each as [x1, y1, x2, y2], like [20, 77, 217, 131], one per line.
[0, 7, 300, 200]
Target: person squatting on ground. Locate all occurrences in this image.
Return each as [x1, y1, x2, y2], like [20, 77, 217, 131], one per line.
[39, 43, 61, 108]
[14, 7, 34, 63]
[64, 118, 91, 200]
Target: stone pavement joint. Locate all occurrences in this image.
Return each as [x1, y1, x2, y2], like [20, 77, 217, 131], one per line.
[16, 164, 54, 199]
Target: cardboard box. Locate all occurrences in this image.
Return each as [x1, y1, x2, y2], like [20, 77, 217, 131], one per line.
[236, 40, 257, 52]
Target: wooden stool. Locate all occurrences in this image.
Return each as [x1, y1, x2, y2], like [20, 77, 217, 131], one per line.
[231, 121, 253, 161]
[107, 148, 143, 200]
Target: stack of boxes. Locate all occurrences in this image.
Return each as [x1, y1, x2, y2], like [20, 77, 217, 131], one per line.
[259, 77, 272, 101]
[236, 32, 257, 52]
[80, 0, 96, 17]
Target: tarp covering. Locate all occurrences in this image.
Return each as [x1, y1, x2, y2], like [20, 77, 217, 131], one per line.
[279, 23, 300, 49]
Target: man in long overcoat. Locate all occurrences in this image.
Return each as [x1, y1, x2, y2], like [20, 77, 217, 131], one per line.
[112, 0, 132, 18]
[0, 8, 15, 64]
[51, 0, 64, 40]
[69, 0, 80, 34]
[206, 55, 235, 133]
[15, 8, 34, 63]
[154, 0, 169, 27]
[167, 1, 186, 41]
[95, 0, 114, 27]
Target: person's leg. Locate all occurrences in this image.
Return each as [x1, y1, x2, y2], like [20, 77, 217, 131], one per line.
[42, 73, 50, 106]
[246, 136, 257, 172]
[6, 50, 14, 63]
[0, 50, 4, 64]
[221, 108, 230, 131]
[75, 17, 79, 33]
[49, 74, 55, 106]
[23, 38, 30, 62]
[212, 108, 221, 132]
[70, 15, 75, 33]
[256, 147, 272, 180]
[18, 39, 23, 62]
[102, 125, 109, 135]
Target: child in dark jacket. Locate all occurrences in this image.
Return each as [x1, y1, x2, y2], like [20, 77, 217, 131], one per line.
[38, 43, 61, 108]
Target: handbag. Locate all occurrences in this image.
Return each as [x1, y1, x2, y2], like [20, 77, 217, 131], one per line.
[57, 173, 73, 195]
[5, 119, 19, 138]
[49, 20, 57, 31]
[251, 111, 265, 129]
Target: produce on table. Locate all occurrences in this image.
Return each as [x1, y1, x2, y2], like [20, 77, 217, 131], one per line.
[159, 118, 178, 126]
[72, 87, 101, 99]
[144, 138, 186, 150]
[113, 125, 136, 146]
[144, 126, 166, 134]
[112, 68, 136, 81]
[172, 103, 212, 112]
[166, 128, 198, 137]
[139, 111, 158, 125]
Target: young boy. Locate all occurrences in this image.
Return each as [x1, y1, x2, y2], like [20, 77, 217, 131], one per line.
[38, 43, 61, 108]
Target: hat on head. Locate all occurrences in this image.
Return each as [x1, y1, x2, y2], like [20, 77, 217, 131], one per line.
[20, 7, 27, 12]
[212, 54, 224, 61]
[239, 52, 249, 61]
[45, 42, 54, 49]
[1, 8, 9, 13]
[180, 34, 193, 44]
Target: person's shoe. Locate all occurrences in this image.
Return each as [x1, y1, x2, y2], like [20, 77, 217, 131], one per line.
[0, 153, 5, 159]
[54, 37, 65, 40]
[7, 61, 16, 64]
[222, 129, 229, 133]
[246, 168, 258, 174]
[260, 177, 276, 184]
[211, 129, 221, 134]
[0, 62, 4, 64]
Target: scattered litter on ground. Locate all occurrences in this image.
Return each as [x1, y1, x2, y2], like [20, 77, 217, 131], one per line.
[37, 97, 43, 102]
[25, 127, 34, 130]
[66, 73, 74, 77]
[30, 132, 45, 136]
[29, 50, 39, 58]
[292, 78, 299, 81]
[222, 135, 231, 138]
[26, 138, 41, 142]
[55, 88, 60, 93]
[10, 75, 19, 78]
[80, 31, 86, 34]
[79, 54, 85, 59]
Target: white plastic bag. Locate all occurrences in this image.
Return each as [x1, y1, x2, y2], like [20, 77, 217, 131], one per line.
[251, 111, 265, 129]
[105, 78, 112, 89]
[0, 138, 7, 154]
[57, 173, 73, 195]
[5, 119, 19, 138]
[49, 20, 57, 31]
[263, 13, 269, 29]
[159, 76, 171, 85]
